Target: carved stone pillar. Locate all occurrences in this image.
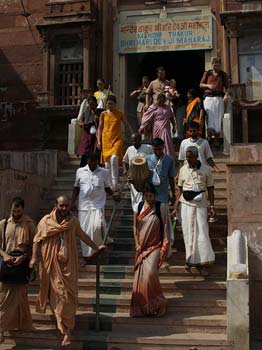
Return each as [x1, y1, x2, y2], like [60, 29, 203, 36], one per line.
[225, 17, 240, 84]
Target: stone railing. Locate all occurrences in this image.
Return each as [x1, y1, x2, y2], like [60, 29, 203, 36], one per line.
[227, 230, 249, 350]
[0, 150, 68, 178]
[68, 119, 82, 156]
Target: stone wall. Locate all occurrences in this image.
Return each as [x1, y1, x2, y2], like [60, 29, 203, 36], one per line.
[0, 0, 46, 102]
[0, 150, 68, 177]
[0, 168, 52, 220]
[227, 144, 262, 338]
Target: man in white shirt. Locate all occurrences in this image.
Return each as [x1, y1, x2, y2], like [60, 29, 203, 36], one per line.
[177, 122, 219, 178]
[70, 153, 118, 263]
[123, 133, 153, 210]
[173, 145, 215, 275]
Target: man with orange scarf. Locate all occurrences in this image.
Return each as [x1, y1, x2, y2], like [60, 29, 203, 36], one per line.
[29, 195, 106, 347]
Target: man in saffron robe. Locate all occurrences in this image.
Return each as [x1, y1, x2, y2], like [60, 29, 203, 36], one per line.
[29, 195, 106, 347]
[0, 197, 35, 344]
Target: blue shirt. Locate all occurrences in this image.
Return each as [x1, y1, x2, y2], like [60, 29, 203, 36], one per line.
[146, 154, 176, 203]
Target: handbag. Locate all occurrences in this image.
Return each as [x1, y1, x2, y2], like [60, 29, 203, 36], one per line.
[183, 190, 205, 201]
[0, 219, 35, 284]
[152, 157, 162, 186]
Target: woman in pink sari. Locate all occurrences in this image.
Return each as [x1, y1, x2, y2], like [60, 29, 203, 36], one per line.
[130, 183, 169, 317]
[139, 93, 176, 159]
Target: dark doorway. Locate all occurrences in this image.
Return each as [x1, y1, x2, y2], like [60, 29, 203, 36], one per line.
[126, 50, 205, 129]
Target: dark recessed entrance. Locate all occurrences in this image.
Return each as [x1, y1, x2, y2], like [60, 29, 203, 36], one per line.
[126, 50, 205, 126]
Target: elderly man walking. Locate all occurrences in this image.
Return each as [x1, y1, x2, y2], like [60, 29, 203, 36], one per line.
[174, 146, 215, 275]
[29, 195, 106, 347]
[0, 197, 35, 344]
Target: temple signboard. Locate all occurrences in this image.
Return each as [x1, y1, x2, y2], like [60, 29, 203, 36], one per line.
[118, 16, 212, 54]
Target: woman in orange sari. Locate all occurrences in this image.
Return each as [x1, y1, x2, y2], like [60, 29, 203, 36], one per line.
[130, 183, 169, 317]
[97, 95, 133, 191]
[184, 88, 205, 138]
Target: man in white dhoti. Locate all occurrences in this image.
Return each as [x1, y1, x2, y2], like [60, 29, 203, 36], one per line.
[200, 57, 230, 139]
[70, 153, 118, 263]
[123, 133, 153, 211]
[173, 146, 215, 275]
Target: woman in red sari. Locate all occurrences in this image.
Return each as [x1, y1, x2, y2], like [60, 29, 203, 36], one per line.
[130, 183, 169, 317]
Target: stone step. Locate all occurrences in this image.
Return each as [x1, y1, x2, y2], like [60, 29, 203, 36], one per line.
[104, 332, 231, 350]
[30, 292, 226, 323]
[111, 312, 227, 329]
[77, 264, 227, 280]
[28, 309, 227, 334]
[30, 276, 227, 296]
[112, 236, 227, 252]
[4, 327, 231, 350]
[99, 250, 227, 266]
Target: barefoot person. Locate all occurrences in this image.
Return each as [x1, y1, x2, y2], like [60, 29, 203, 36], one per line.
[0, 197, 35, 344]
[70, 153, 119, 264]
[130, 183, 169, 317]
[173, 146, 215, 275]
[29, 195, 106, 346]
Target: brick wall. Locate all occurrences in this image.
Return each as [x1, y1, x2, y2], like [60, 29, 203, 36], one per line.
[0, 0, 46, 102]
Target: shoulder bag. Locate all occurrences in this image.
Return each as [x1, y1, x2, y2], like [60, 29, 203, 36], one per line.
[0, 219, 35, 284]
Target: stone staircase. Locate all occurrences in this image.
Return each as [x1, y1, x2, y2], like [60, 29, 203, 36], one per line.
[2, 155, 232, 350]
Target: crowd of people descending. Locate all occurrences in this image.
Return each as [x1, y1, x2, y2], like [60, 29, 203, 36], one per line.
[0, 58, 230, 346]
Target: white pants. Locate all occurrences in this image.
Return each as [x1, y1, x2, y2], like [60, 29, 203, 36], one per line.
[105, 154, 119, 189]
[181, 204, 215, 266]
[129, 183, 143, 212]
[78, 209, 105, 257]
[204, 96, 224, 135]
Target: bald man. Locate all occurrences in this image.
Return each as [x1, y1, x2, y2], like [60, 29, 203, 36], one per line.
[30, 195, 106, 347]
[123, 133, 153, 210]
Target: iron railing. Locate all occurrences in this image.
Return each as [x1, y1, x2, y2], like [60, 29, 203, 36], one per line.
[95, 177, 126, 331]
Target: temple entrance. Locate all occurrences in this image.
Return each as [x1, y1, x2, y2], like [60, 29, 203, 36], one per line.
[126, 50, 205, 130]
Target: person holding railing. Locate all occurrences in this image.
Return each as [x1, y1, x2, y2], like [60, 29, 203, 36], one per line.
[70, 153, 119, 265]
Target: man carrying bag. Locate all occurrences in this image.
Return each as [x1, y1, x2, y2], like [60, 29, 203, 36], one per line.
[0, 197, 36, 344]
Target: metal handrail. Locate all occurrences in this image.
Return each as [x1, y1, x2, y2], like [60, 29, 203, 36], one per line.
[95, 176, 126, 331]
